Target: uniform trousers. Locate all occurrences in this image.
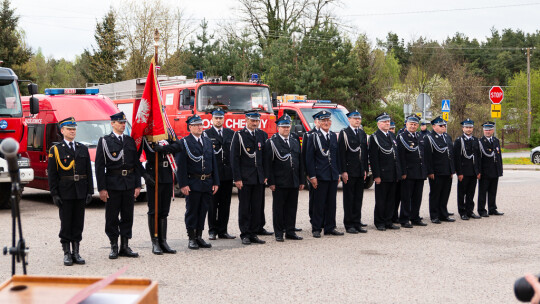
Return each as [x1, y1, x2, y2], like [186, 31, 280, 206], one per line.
[477, 177, 499, 215]
[59, 199, 85, 243]
[208, 180, 233, 235]
[428, 175, 452, 220]
[105, 188, 135, 239]
[342, 176, 364, 229]
[147, 183, 172, 219]
[238, 184, 264, 239]
[457, 176, 477, 216]
[400, 179, 424, 223]
[311, 180, 338, 233]
[272, 187, 299, 237]
[185, 191, 211, 231]
[374, 181, 396, 228]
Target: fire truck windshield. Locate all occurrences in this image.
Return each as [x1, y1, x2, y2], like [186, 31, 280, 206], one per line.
[300, 108, 350, 133]
[197, 85, 273, 113]
[75, 120, 132, 147]
[0, 81, 22, 117]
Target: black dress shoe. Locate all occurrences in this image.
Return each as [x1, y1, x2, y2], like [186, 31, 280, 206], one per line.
[346, 227, 359, 234]
[440, 217, 455, 222]
[411, 220, 428, 226]
[325, 229, 344, 236]
[468, 213, 481, 219]
[218, 233, 236, 239]
[250, 236, 266, 244]
[460, 215, 470, 220]
[448, 212, 454, 216]
[376, 226, 386, 231]
[208, 232, 217, 240]
[312, 231, 321, 238]
[355, 227, 368, 233]
[431, 219, 441, 224]
[360, 222, 368, 227]
[489, 210, 504, 216]
[294, 227, 302, 232]
[285, 234, 303, 240]
[275, 235, 284, 242]
[401, 222, 413, 228]
[386, 224, 400, 230]
[241, 237, 251, 245]
[480, 213, 489, 217]
[257, 229, 274, 236]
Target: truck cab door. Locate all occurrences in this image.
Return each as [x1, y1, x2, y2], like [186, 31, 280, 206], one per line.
[26, 124, 47, 189]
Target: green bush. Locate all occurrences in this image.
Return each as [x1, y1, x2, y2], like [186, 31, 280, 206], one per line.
[530, 132, 540, 147]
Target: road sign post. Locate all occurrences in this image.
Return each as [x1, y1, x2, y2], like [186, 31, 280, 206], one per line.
[489, 86, 504, 137]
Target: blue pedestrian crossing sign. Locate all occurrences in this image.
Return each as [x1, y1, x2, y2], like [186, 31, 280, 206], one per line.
[442, 99, 450, 112]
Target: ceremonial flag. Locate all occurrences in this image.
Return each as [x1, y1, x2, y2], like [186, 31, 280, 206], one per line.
[131, 57, 168, 150]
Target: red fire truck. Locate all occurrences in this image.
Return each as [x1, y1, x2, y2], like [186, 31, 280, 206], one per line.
[20, 88, 147, 202]
[0, 67, 39, 208]
[105, 72, 277, 138]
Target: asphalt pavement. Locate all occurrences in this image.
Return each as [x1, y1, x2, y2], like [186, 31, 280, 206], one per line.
[1, 170, 539, 303]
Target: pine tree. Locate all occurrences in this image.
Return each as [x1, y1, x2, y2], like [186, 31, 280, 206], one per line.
[0, 0, 32, 78]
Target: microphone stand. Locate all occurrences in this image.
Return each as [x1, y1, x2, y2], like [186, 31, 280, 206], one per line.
[3, 177, 28, 275]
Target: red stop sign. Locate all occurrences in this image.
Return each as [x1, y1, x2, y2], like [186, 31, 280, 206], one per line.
[489, 86, 504, 104]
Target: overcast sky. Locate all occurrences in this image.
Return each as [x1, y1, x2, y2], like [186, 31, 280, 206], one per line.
[14, 0, 540, 61]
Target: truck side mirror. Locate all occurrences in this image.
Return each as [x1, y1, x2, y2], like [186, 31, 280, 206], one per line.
[29, 96, 39, 114]
[181, 89, 191, 106]
[27, 83, 38, 95]
[271, 92, 278, 108]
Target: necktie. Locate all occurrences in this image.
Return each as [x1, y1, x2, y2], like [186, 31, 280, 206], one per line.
[218, 129, 222, 137]
[284, 138, 289, 147]
[198, 138, 203, 147]
[119, 135, 123, 144]
[69, 142, 75, 152]
[355, 129, 358, 135]
[326, 134, 330, 142]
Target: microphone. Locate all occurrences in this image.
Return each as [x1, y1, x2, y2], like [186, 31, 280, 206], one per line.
[0, 138, 21, 184]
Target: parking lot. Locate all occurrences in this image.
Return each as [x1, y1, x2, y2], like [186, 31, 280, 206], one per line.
[0, 169, 539, 303]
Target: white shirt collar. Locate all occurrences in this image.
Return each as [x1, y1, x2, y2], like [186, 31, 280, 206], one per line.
[464, 134, 472, 139]
[279, 134, 289, 141]
[64, 139, 74, 146]
[213, 126, 222, 133]
[113, 131, 123, 139]
[320, 129, 329, 137]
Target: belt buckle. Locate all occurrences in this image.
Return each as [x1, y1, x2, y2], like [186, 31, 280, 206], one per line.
[163, 161, 169, 167]
[73, 174, 80, 181]
[200, 174, 206, 181]
[121, 169, 128, 176]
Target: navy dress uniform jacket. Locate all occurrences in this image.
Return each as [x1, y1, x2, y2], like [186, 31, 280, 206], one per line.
[368, 129, 401, 182]
[95, 133, 141, 191]
[478, 136, 503, 178]
[230, 128, 267, 185]
[176, 135, 220, 192]
[139, 137, 182, 184]
[397, 130, 427, 180]
[203, 127, 234, 181]
[338, 126, 368, 178]
[264, 134, 304, 188]
[423, 131, 455, 176]
[305, 130, 340, 181]
[48, 141, 94, 200]
[453, 135, 481, 176]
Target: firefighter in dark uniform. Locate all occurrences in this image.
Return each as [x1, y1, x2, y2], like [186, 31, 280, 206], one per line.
[47, 117, 93, 266]
[203, 109, 236, 240]
[176, 115, 219, 249]
[396, 114, 428, 227]
[139, 128, 182, 255]
[453, 119, 482, 220]
[306, 110, 343, 238]
[95, 112, 141, 259]
[424, 116, 455, 224]
[477, 121, 504, 217]
[264, 114, 304, 242]
[419, 121, 430, 137]
[369, 113, 402, 231]
[338, 110, 368, 234]
[231, 111, 268, 245]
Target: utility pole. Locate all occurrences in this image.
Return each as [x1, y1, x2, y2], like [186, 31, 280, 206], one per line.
[527, 47, 532, 143]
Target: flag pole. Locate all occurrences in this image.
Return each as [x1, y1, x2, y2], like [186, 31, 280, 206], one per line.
[153, 29, 160, 238]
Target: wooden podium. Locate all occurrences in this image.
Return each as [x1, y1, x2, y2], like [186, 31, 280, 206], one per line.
[0, 275, 158, 304]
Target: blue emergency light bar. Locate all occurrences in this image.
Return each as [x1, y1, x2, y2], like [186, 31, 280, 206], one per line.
[195, 71, 204, 81]
[45, 88, 99, 95]
[317, 100, 331, 103]
[250, 73, 259, 81]
[291, 99, 306, 103]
